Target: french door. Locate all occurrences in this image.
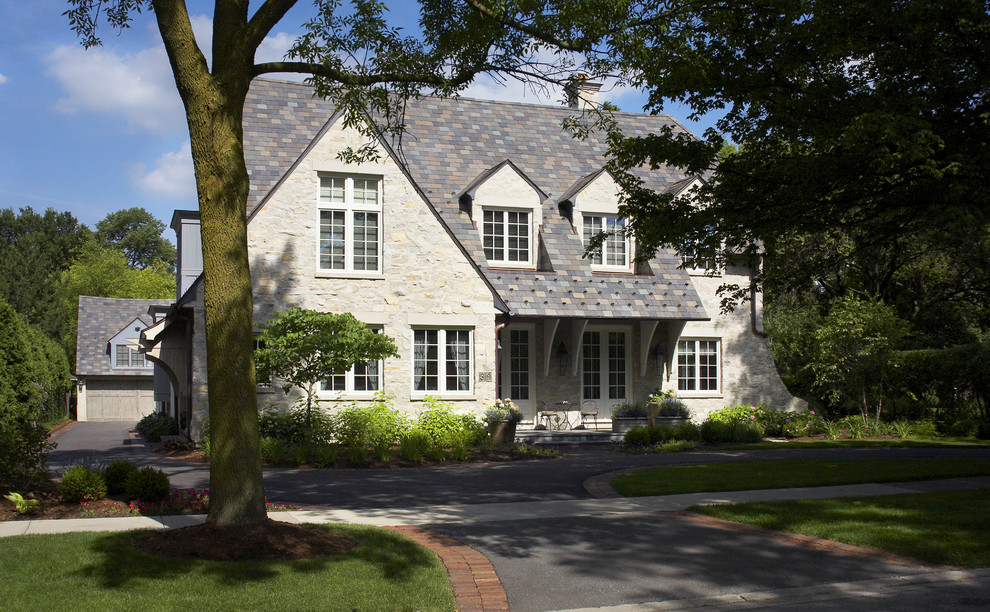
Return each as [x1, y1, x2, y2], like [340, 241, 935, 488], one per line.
[581, 329, 629, 412]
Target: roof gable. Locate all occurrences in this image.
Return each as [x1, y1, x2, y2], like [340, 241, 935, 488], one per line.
[75, 296, 173, 377]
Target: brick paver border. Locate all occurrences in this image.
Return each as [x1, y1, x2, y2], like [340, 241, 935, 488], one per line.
[384, 525, 509, 612]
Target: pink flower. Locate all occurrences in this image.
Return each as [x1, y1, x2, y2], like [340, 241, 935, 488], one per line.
[750, 415, 756, 420]
[810, 410, 816, 415]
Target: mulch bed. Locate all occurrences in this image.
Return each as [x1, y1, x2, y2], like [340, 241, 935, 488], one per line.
[133, 520, 357, 561]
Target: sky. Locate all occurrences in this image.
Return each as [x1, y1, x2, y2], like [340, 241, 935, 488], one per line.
[0, 1, 718, 236]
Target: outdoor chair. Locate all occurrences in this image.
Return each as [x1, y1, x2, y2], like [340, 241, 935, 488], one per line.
[580, 400, 599, 430]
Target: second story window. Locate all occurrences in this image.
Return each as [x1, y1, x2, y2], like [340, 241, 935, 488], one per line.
[583, 214, 629, 269]
[114, 344, 148, 369]
[483, 208, 531, 265]
[319, 175, 382, 274]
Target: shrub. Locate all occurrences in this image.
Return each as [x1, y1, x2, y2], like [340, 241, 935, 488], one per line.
[259, 405, 334, 445]
[102, 460, 138, 494]
[893, 420, 913, 439]
[700, 419, 763, 444]
[259, 436, 288, 465]
[673, 421, 702, 441]
[135, 412, 179, 442]
[911, 419, 938, 437]
[334, 397, 409, 462]
[612, 403, 649, 418]
[624, 427, 652, 446]
[822, 420, 843, 440]
[124, 466, 171, 503]
[661, 440, 697, 452]
[199, 421, 211, 457]
[398, 429, 431, 463]
[59, 465, 107, 503]
[940, 417, 979, 438]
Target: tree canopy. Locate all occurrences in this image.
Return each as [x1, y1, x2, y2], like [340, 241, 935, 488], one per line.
[255, 310, 398, 429]
[96, 207, 176, 270]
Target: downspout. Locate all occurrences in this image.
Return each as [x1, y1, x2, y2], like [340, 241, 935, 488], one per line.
[494, 320, 508, 399]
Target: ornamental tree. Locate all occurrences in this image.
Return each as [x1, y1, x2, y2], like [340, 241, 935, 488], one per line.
[255, 310, 398, 430]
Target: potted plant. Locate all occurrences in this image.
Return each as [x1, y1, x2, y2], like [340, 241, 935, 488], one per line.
[484, 399, 522, 447]
[611, 403, 650, 433]
[647, 391, 691, 426]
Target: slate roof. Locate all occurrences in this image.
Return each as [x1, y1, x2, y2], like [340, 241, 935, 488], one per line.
[243, 78, 708, 321]
[75, 296, 173, 376]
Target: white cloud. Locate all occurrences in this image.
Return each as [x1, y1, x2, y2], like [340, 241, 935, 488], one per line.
[47, 43, 184, 133]
[133, 141, 196, 199]
[0, 73, 7, 84]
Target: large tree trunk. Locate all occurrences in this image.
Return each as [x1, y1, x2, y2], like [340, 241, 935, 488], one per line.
[153, 0, 267, 526]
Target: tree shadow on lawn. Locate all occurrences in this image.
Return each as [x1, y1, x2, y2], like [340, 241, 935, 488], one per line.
[74, 523, 438, 590]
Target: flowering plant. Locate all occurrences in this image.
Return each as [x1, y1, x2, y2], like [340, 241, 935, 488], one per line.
[484, 398, 522, 424]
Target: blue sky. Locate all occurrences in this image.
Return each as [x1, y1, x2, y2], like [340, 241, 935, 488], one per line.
[0, 1, 717, 235]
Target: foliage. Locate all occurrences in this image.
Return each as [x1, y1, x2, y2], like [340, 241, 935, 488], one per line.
[259, 437, 288, 466]
[4, 491, 40, 514]
[509, 443, 560, 459]
[198, 421, 211, 457]
[135, 412, 179, 442]
[651, 397, 689, 418]
[332, 396, 409, 463]
[102, 460, 138, 495]
[397, 429, 431, 463]
[59, 465, 107, 503]
[0, 207, 91, 342]
[611, 403, 648, 418]
[483, 398, 523, 424]
[258, 405, 334, 445]
[0, 299, 57, 488]
[699, 419, 764, 445]
[124, 466, 171, 504]
[255, 310, 399, 428]
[95, 207, 176, 270]
[811, 296, 908, 424]
[660, 440, 697, 453]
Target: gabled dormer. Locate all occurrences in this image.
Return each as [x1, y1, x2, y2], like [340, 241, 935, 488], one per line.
[560, 170, 634, 273]
[108, 317, 152, 371]
[459, 160, 546, 270]
[667, 176, 719, 276]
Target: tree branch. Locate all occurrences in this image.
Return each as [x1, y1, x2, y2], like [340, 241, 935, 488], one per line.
[245, 0, 298, 50]
[462, 0, 591, 52]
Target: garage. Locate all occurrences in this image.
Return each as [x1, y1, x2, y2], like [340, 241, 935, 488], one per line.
[80, 378, 156, 422]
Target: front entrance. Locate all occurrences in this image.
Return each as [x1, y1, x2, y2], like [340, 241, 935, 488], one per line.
[501, 326, 536, 417]
[581, 329, 629, 415]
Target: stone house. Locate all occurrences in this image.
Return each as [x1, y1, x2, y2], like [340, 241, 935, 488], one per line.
[75, 296, 173, 421]
[142, 78, 800, 438]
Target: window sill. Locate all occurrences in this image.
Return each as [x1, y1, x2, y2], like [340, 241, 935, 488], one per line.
[315, 270, 386, 280]
[676, 393, 723, 399]
[411, 393, 476, 402]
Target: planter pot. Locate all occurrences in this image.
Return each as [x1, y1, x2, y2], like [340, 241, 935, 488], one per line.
[651, 416, 690, 427]
[611, 417, 649, 434]
[489, 421, 518, 447]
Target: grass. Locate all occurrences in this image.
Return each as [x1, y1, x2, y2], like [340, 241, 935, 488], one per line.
[611, 457, 990, 497]
[0, 524, 454, 611]
[691, 489, 990, 568]
[728, 437, 990, 450]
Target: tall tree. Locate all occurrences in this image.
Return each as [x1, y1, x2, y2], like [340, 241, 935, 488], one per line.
[0, 207, 92, 340]
[96, 207, 177, 270]
[64, 0, 541, 526]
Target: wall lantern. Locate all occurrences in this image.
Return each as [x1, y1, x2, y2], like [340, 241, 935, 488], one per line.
[651, 343, 665, 377]
[556, 342, 569, 376]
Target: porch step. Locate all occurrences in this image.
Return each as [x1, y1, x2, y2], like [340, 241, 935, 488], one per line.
[516, 430, 623, 445]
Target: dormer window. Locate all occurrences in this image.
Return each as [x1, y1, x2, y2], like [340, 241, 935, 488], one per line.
[464, 161, 543, 270]
[582, 214, 630, 269]
[483, 208, 531, 265]
[114, 344, 149, 369]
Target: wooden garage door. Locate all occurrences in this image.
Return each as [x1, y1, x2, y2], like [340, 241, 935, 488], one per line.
[87, 380, 156, 421]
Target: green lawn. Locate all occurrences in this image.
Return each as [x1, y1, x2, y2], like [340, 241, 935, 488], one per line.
[729, 437, 990, 450]
[611, 457, 990, 497]
[0, 524, 454, 611]
[691, 489, 990, 568]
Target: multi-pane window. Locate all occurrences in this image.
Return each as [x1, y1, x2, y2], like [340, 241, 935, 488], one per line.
[508, 329, 530, 400]
[114, 344, 147, 368]
[319, 175, 381, 273]
[582, 331, 627, 401]
[482, 209, 530, 265]
[253, 338, 272, 389]
[413, 328, 472, 394]
[583, 215, 628, 268]
[320, 328, 384, 395]
[677, 339, 720, 392]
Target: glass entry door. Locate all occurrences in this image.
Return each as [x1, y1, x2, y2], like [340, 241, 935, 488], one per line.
[581, 329, 628, 412]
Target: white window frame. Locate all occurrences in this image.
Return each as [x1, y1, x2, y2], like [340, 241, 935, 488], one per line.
[580, 327, 630, 406]
[500, 324, 535, 414]
[480, 207, 534, 267]
[676, 338, 721, 396]
[317, 174, 383, 277]
[317, 326, 385, 399]
[581, 214, 632, 271]
[411, 327, 474, 399]
[112, 343, 150, 370]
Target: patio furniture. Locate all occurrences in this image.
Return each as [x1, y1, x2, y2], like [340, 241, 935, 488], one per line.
[580, 400, 599, 430]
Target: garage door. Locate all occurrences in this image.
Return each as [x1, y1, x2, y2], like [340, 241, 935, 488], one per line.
[85, 380, 156, 421]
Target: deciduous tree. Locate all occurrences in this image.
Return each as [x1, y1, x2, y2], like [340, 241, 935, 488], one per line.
[96, 207, 177, 270]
